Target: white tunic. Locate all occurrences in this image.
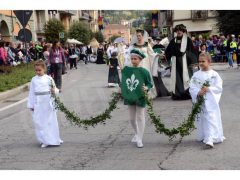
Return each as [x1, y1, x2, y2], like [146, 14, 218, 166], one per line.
[128, 44, 158, 98]
[27, 74, 62, 145]
[189, 69, 225, 144]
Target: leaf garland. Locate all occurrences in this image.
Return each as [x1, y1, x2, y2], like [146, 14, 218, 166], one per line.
[52, 92, 122, 130]
[51, 81, 209, 140]
[145, 81, 209, 140]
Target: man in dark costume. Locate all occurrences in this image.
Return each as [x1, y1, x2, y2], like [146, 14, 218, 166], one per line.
[152, 37, 166, 54]
[165, 24, 197, 100]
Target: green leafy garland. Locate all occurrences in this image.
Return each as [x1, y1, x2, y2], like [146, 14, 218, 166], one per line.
[52, 92, 121, 130]
[145, 81, 209, 140]
[145, 94, 204, 140]
[51, 81, 209, 139]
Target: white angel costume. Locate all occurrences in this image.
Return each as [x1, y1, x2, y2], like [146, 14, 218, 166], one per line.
[128, 30, 159, 98]
[27, 74, 62, 146]
[189, 69, 225, 146]
[117, 43, 126, 70]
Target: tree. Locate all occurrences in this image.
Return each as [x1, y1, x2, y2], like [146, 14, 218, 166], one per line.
[216, 10, 240, 35]
[44, 19, 66, 42]
[109, 35, 120, 43]
[143, 11, 153, 36]
[94, 31, 104, 43]
[68, 22, 92, 45]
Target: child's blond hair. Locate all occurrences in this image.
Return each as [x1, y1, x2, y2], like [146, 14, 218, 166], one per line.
[34, 60, 46, 72]
[199, 52, 212, 62]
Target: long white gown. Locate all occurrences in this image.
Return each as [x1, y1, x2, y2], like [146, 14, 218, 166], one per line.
[128, 43, 158, 98]
[189, 69, 225, 144]
[27, 74, 62, 145]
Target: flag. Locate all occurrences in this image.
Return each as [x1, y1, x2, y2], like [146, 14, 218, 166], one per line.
[121, 67, 145, 103]
[98, 16, 104, 30]
[152, 10, 158, 28]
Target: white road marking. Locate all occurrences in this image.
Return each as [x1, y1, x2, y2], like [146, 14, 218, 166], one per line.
[0, 97, 27, 112]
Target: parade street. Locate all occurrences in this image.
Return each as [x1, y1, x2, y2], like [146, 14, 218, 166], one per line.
[0, 62, 239, 170]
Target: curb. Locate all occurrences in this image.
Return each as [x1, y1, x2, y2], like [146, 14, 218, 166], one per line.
[211, 63, 228, 66]
[0, 83, 30, 102]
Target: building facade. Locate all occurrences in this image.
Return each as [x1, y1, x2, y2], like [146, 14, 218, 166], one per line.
[0, 10, 36, 42]
[103, 24, 130, 43]
[77, 10, 99, 32]
[34, 10, 101, 41]
[159, 10, 219, 38]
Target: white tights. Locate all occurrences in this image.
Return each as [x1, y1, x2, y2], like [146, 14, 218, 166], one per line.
[128, 105, 146, 142]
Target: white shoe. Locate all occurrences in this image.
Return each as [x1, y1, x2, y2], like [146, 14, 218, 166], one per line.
[205, 141, 214, 148]
[131, 135, 138, 143]
[136, 140, 144, 148]
[60, 140, 64, 144]
[41, 144, 48, 148]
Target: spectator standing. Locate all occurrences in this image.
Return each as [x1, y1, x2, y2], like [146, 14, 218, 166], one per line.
[0, 41, 7, 65]
[86, 44, 92, 64]
[236, 35, 240, 68]
[68, 44, 78, 69]
[226, 35, 237, 68]
[48, 40, 65, 92]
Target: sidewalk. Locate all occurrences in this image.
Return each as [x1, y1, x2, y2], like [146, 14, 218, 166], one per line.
[0, 83, 29, 102]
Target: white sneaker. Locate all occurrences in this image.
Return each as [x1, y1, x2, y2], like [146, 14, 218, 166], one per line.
[60, 140, 64, 144]
[131, 135, 138, 143]
[136, 140, 144, 148]
[41, 144, 48, 148]
[205, 141, 214, 148]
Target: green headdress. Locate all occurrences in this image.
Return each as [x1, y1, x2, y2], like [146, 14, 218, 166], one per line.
[130, 49, 146, 60]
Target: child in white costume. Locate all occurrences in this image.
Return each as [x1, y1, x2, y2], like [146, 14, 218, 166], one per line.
[189, 52, 225, 148]
[27, 60, 63, 148]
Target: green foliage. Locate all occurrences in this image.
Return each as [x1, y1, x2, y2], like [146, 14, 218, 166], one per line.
[145, 81, 209, 140]
[94, 31, 104, 43]
[68, 21, 92, 45]
[52, 81, 210, 140]
[145, 94, 204, 140]
[44, 19, 66, 42]
[202, 32, 211, 40]
[89, 30, 94, 41]
[142, 11, 153, 35]
[109, 35, 121, 43]
[52, 92, 122, 129]
[104, 11, 148, 24]
[0, 63, 35, 92]
[216, 10, 240, 35]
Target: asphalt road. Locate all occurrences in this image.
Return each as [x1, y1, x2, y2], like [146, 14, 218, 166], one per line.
[0, 62, 239, 170]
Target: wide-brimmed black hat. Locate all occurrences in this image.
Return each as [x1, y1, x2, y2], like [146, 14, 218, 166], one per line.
[174, 24, 187, 32]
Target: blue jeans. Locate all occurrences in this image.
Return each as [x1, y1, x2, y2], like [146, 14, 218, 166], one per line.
[51, 63, 63, 89]
[227, 52, 233, 66]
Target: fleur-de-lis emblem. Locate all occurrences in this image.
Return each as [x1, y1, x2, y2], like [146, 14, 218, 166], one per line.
[126, 74, 139, 91]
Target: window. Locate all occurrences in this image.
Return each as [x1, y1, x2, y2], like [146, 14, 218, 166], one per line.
[191, 10, 208, 20]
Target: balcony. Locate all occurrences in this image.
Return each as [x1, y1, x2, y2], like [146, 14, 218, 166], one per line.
[58, 10, 76, 16]
[191, 10, 208, 21]
[166, 11, 172, 21]
[80, 11, 90, 20]
[166, 10, 172, 26]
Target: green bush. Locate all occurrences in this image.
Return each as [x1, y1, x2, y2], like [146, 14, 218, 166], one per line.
[68, 22, 92, 45]
[94, 31, 104, 43]
[0, 63, 35, 92]
[109, 35, 121, 43]
[44, 19, 66, 42]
